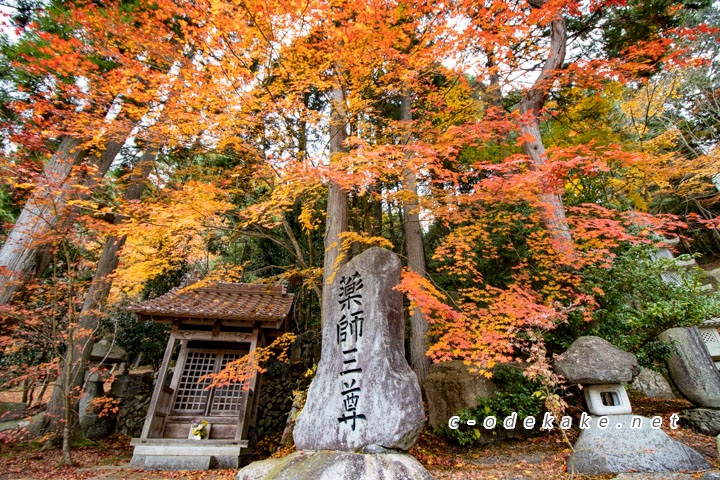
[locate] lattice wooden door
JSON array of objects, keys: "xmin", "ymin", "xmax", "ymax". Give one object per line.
[
  {"xmin": 209, "ymin": 352, "xmax": 245, "ymax": 415},
  {"xmin": 171, "ymin": 349, "xmax": 246, "ymax": 416},
  {"xmin": 171, "ymin": 350, "xmax": 216, "ymax": 415}
]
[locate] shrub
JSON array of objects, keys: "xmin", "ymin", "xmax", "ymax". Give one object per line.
[
  {"xmin": 439, "ymin": 365, "xmax": 546, "ymax": 446},
  {"xmin": 570, "ymin": 243, "xmax": 720, "ymax": 368}
]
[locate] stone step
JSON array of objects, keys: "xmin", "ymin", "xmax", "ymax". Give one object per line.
[
  {"xmin": 610, "ymin": 472, "xmax": 720, "ymax": 480},
  {"xmin": 130, "ymin": 439, "xmax": 245, "ymax": 470},
  {"xmin": 133, "ymin": 444, "xmax": 241, "ymax": 456},
  {"xmin": 130, "ymin": 438, "xmax": 248, "ymax": 447}
]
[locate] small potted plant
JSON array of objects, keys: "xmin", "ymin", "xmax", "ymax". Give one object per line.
[{"xmin": 190, "ymin": 420, "xmax": 210, "ymax": 440}]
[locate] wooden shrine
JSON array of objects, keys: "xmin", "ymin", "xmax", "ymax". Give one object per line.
[{"xmin": 128, "ymin": 281, "xmax": 293, "ymax": 470}]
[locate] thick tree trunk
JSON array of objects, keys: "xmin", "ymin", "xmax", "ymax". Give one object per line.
[
  {"xmin": 0, "ymin": 136, "xmax": 83, "ymax": 303},
  {"xmin": 321, "ymin": 84, "xmax": 349, "ymax": 327},
  {"xmin": 519, "ymin": 119, "xmax": 574, "ymax": 250},
  {"xmin": 519, "ymin": 12, "xmax": 576, "ymax": 259},
  {"xmin": 42, "ymin": 147, "xmax": 156, "ymax": 435},
  {"xmin": 0, "ymin": 136, "xmax": 123, "ymax": 305},
  {"xmin": 400, "ymin": 93, "xmax": 430, "ymax": 386}
]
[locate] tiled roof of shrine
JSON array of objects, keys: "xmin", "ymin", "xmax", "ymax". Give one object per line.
[{"xmin": 128, "ymin": 282, "xmax": 293, "ymax": 323}]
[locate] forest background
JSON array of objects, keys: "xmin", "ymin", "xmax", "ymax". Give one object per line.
[{"xmin": 0, "ymin": 0, "xmax": 720, "ymax": 466}]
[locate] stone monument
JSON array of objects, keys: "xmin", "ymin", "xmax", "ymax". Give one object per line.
[
  {"xmin": 236, "ymin": 247, "xmax": 435, "ymax": 480},
  {"xmin": 660, "ymin": 327, "xmax": 720, "ymax": 408}
]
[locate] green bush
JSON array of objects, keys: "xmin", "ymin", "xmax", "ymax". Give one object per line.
[
  {"xmin": 113, "ymin": 308, "xmax": 170, "ymax": 370},
  {"xmin": 439, "ymin": 365, "xmax": 546, "ymax": 446},
  {"xmin": 568, "ymin": 243, "xmax": 720, "ymax": 368}
]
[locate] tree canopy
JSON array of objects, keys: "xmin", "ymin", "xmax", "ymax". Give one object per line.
[{"xmin": 1, "ymin": 0, "xmax": 720, "ymax": 460}]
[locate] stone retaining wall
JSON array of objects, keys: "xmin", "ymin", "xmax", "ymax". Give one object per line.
[
  {"xmin": 253, "ymin": 362, "xmax": 296, "ymax": 442},
  {"xmin": 252, "ymin": 330, "xmax": 320, "ymax": 444},
  {"xmin": 115, "ymin": 393, "xmax": 151, "ymax": 437}
]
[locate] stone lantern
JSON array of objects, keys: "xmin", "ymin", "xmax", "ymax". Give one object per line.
[
  {"xmin": 555, "ymin": 336, "xmax": 637, "ymax": 415},
  {"xmin": 555, "ymin": 336, "xmax": 709, "ymax": 474}
]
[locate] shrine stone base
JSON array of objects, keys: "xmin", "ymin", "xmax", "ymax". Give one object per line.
[
  {"xmin": 131, "ymin": 453, "xmax": 241, "ymax": 470},
  {"xmin": 130, "ymin": 439, "xmax": 244, "ymax": 470},
  {"xmin": 235, "ymin": 450, "xmax": 437, "ymax": 480}
]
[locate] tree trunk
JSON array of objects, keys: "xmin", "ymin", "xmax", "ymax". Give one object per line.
[
  {"xmin": 0, "ymin": 136, "xmax": 83, "ymax": 303},
  {"xmin": 400, "ymin": 93, "xmax": 430, "ymax": 386},
  {"xmin": 42, "ymin": 147, "xmax": 156, "ymax": 435},
  {"xmin": 26, "ymin": 384, "xmax": 36, "ymax": 407},
  {"xmin": 61, "ymin": 326, "xmax": 74, "ymax": 465},
  {"xmin": 21, "ymin": 378, "xmax": 30, "ymax": 405},
  {"xmin": 32, "ymin": 372, "xmax": 49, "ymax": 408},
  {"xmin": 0, "ymin": 136, "xmax": 123, "ymax": 305},
  {"xmin": 321, "ymin": 83, "xmax": 349, "ymax": 327},
  {"xmin": 282, "ymin": 217, "xmax": 322, "ymax": 303},
  {"xmin": 519, "ymin": 11, "xmax": 576, "ymax": 260},
  {"xmin": 279, "ymin": 390, "xmax": 304, "ymax": 447}
]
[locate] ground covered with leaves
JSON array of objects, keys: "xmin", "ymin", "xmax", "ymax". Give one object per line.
[
  {"xmin": 416, "ymin": 396, "xmax": 719, "ymax": 480},
  {"xmin": 0, "ymin": 434, "xmax": 236, "ymax": 480},
  {"xmin": 0, "ymin": 397, "xmax": 717, "ymax": 480}
]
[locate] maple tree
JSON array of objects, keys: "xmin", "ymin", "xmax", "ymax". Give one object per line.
[
  {"xmin": 0, "ymin": 0, "xmax": 188, "ymax": 462},
  {"xmin": 0, "ymin": 0, "xmax": 719, "ymax": 465}
]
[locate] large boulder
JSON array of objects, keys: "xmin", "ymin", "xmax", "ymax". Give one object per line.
[
  {"xmin": 660, "ymin": 327, "xmax": 720, "ymax": 408},
  {"xmin": 424, "ymin": 361, "xmax": 499, "ymax": 429},
  {"xmin": 570, "ymin": 415, "xmax": 711, "ymax": 474},
  {"xmin": 293, "ymin": 247, "xmax": 425, "ymax": 451},
  {"xmin": 110, "ymin": 373, "xmax": 152, "ymax": 398},
  {"xmin": 90, "ymin": 335, "xmax": 128, "ymax": 364},
  {"xmin": 629, "ymin": 368, "xmax": 677, "ymax": 399},
  {"xmin": 679, "ymin": 408, "xmax": 720, "ymax": 436},
  {"xmin": 236, "ymin": 451, "xmax": 436, "ymax": 480},
  {"xmin": 555, "ymin": 336, "xmax": 640, "ymax": 384},
  {"xmin": 79, "ymin": 378, "xmax": 116, "ymax": 439}
]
